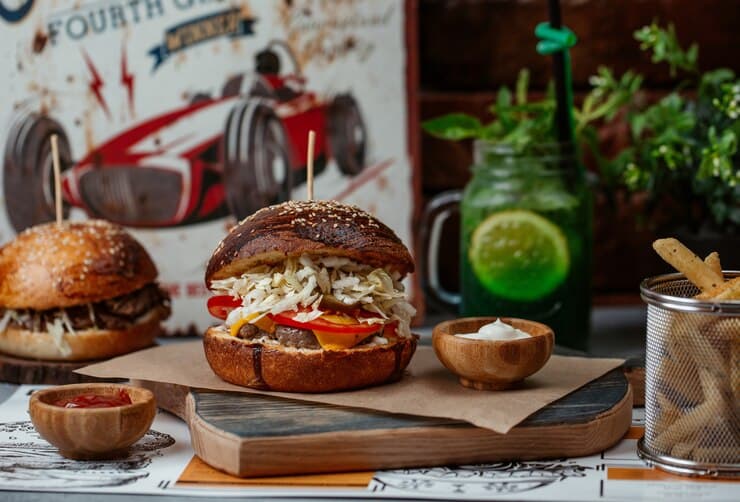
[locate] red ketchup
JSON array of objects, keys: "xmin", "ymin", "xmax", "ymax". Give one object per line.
[{"xmin": 52, "ymin": 389, "xmax": 132, "ymax": 409}]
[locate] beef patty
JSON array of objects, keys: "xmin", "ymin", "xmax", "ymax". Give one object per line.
[
  {"xmin": 4, "ymin": 283, "xmax": 171, "ymax": 331},
  {"xmin": 236, "ymin": 321, "xmax": 380, "ymax": 350}
]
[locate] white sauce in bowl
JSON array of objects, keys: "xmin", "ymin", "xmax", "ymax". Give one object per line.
[{"xmin": 454, "ymin": 318, "xmax": 531, "ymax": 341}]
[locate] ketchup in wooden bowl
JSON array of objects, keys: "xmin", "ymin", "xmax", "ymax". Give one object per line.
[
  {"xmin": 29, "ymin": 383, "xmax": 156, "ymax": 459},
  {"xmin": 53, "ymin": 389, "xmax": 133, "ymax": 409}
]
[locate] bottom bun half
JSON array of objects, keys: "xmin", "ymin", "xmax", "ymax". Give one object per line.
[
  {"xmin": 0, "ymin": 319, "xmax": 162, "ymax": 361},
  {"xmin": 203, "ymin": 326, "xmax": 418, "ymax": 393}
]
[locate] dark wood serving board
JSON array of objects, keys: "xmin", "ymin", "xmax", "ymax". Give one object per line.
[
  {"xmin": 623, "ymin": 356, "xmax": 645, "ymax": 406},
  {"xmin": 135, "ymin": 369, "xmax": 632, "ymax": 478},
  {"xmin": 0, "ymin": 352, "xmax": 111, "ymax": 384}
]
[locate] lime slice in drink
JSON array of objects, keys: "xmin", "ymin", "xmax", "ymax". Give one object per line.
[{"xmin": 469, "ymin": 209, "xmax": 570, "ymax": 301}]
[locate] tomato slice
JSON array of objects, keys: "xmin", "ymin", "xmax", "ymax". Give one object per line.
[
  {"xmin": 207, "ymin": 295, "xmax": 242, "ymax": 319},
  {"xmin": 209, "ymin": 298, "xmax": 386, "ymax": 336},
  {"xmin": 382, "ymin": 321, "xmax": 399, "ymax": 339},
  {"xmin": 270, "ymin": 310, "xmax": 382, "ymax": 335}
]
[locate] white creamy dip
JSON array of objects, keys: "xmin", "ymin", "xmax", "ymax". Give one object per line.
[{"xmin": 455, "ymin": 318, "xmax": 531, "ymax": 341}]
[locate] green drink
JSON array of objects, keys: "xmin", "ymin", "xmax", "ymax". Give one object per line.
[{"xmin": 460, "ymin": 142, "xmax": 592, "ymax": 350}]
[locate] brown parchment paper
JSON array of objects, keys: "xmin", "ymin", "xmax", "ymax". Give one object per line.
[{"xmin": 77, "ymin": 343, "xmax": 623, "ymax": 434}]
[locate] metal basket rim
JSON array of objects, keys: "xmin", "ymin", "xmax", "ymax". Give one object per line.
[
  {"xmin": 640, "ymin": 271, "xmax": 740, "ymax": 314},
  {"xmin": 637, "ymin": 437, "xmax": 740, "ymax": 478}
]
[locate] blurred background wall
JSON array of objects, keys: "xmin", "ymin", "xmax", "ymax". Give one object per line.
[{"xmin": 415, "ymin": 0, "xmax": 740, "ymax": 306}]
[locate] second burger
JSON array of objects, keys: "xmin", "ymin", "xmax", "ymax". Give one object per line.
[
  {"xmin": 0, "ymin": 220, "xmax": 170, "ymax": 361},
  {"xmin": 203, "ymin": 200, "xmax": 417, "ymax": 393}
]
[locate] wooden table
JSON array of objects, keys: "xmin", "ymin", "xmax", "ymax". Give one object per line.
[{"xmin": 0, "ymin": 304, "xmax": 647, "ymax": 502}]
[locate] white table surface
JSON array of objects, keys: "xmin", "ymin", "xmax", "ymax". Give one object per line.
[{"xmin": 0, "ymin": 304, "xmax": 648, "ymax": 502}]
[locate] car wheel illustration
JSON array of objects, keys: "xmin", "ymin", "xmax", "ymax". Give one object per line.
[
  {"xmin": 223, "ymin": 101, "xmax": 292, "ymax": 220},
  {"xmin": 222, "ymin": 74, "xmax": 275, "ymax": 99},
  {"xmin": 3, "ymin": 114, "xmax": 72, "ymax": 232},
  {"xmin": 328, "ymin": 94, "xmax": 367, "ymax": 176}
]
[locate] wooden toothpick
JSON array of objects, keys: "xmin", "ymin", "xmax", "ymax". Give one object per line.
[
  {"xmin": 306, "ymin": 130, "xmax": 315, "ymax": 201},
  {"xmin": 50, "ymin": 134, "xmax": 63, "ymax": 226}
]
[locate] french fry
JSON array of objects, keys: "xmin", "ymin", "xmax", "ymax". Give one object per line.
[
  {"xmin": 670, "ymin": 320, "xmax": 739, "ymax": 462},
  {"xmin": 732, "ymin": 333, "xmax": 740, "ymax": 405},
  {"xmin": 674, "ymin": 315, "xmax": 728, "ymax": 377},
  {"xmin": 655, "ymin": 369, "xmax": 721, "ymax": 447},
  {"xmin": 653, "ymin": 238, "xmax": 724, "ymax": 291},
  {"xmin": 657, "ymin": 338, "xmax": 703, "ymax": 404},
  {"xmin": 704, "ymin": 252, "xmax": 723, "ymax": 278},
  {"xmin": 697, "ymin": 367, "xmax": 723, "ymax": 397},
  {"xmin": 671, "ymin": 442, "xmax": 695, "ymax": 458},
  {"xmin": 693, "ymin": 446, "xmax": 740, "ymax": 462},
  {"xmin": 655, "ymin": 391, "xmax": 683, "ymax": 435},
  {"xmin": 691, "ymin": 414, "xmax": 738, "ymax": 463},
  {"xmin": 653, "ymin": 394, "xmax": 722, "ymax": 453},
  {"xmin": 648, "ymin": 238, "xmax": 738, "ymax": 463},
  {"xmin": 695, "ymin": 276, "xmax": 740, "ymax": 301}
]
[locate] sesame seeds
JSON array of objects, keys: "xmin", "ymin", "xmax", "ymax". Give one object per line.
[
  {"xmin": 0, "ymin": 220, "xmax": 152, "ymax": 304},
  {"xmin": 207, "ymin": 199, "xmax": 408, "ymax": 280},
  {"xmin": 205, "ymin": 199, "xmax": 413, "ymax": 281},
  {"xmin": 219, "ymin": 199, "xmax": 390, "ymax": 249}
]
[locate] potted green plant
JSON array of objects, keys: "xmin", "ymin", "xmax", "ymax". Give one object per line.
[
  {"xmin": 609, "ymin": 23, "xmax": 739, "ymax": 256},
  {"xmin": 424, "ymin": 22, "xmax": 739, "ymax": 258}
]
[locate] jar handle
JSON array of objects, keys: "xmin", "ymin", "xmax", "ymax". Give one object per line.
[{"xmin": 420, "ymin": 190, "xmax": 462, "ymax": 309}]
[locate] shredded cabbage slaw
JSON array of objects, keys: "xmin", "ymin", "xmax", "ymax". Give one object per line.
[{"xmin": 210, "ymin": 255, "xmax": 416, "ymax": 338}]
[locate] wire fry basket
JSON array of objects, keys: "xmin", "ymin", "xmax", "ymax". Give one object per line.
[{"xmin": 639, "ymin": 271, "xmax": 740, "ymax": 478}]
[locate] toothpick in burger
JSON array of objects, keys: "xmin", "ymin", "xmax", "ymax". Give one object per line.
[{"xmin": 203, "ymin": 200, "xmax": 418, "ymax": 393}]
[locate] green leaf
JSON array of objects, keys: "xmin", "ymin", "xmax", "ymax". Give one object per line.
[
  {"xmin": 699, "ymin": 68, "xmax": 735, "ymax": 94},
  {"xmin": 495, "ymin": 86, "xmax": 516, "ymax": 131},
  {"xmin": 515, "ymin": 69, "xmax": 530, "ymax": 106},
  {"xmin": 480, "ymin": 120, "xmax": 504, "ymax": 140},
  {"xmin": 496, "ymin": 86, "xmax": 512, "ymax": 108},
  {"xmin": 687, "ymin": 44, "xmax": 698, "ymax": 67},
  {"xmin": 421, "ymin": 114, "xmax": 483, "ymax": 140},
  {"xmin": 634, "ymin": 21, "xmax": 699, "ymax": 76},
  {"xmin": 631, "ymin": 113, "xmax": 647, "ymax": 137}
]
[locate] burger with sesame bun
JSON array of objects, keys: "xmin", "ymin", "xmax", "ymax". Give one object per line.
[
  {"xmin": 203, "ymin": 200, "xmax": 418, "ymax": 393},
  {"xmin": 0, "ymin": 220, "xmax": 170, "ymax": 361}
]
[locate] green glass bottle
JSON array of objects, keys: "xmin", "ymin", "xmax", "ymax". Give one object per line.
[{"xmin": 459, "ymin": 141, "xmax": 592, "ymax": 350}]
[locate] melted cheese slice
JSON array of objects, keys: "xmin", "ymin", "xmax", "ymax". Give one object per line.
[
  {"xmin": 319, "ymin": 313, "xmax": 359, "ymax": 325},
  {"xmin": 230, "ymin": 312, "xmax": 377, "ymax": 350},
  {"xmin": 313, "ymin": 330, "xmax": 371, "ymax": 351},
  {"xmin": 230, "ymin": 314, "xmax": 275, "ymax": 337}
]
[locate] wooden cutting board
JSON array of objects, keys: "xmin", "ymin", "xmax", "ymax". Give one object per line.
[
  {"xmin": 0, "ymin": 352, "xmax": 110, "ymax": 384},
  {"xmin": 623, "ymin": 356, "xmax": 645, "ymax": 406},
  {"xmin": 135, "ymin": 369, "xmax": 632, "ymax": 478}
]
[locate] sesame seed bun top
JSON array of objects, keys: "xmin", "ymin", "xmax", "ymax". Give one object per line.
[
  {"xmin": 205, "ymin": 200, "xmax": 414, "ymax": 285},
  {"xmin": 0, "ymin": 220, "xmax": 158, "ymax": 310}
]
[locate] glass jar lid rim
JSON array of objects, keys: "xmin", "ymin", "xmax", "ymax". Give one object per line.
[
  {"xmin": 473, "ymin": 139, "xmax": 576, "ymax": 152},
  {"xmin": 471, "ymin": 141, "xmax": 579, "ymax": 170},
  {"xmin": 473, "ymin": 140, "xmax": 577, "ymax": 161}
]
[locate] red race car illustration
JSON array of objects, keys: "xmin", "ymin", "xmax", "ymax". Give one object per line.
[{"xmin": 3, "ymin": 41, "xmax": 367, "ymax": 231}]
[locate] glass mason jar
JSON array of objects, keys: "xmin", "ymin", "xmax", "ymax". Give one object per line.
[{"xmin": 460, "ymin": 141, "xmax": 592, "ymax": 350}]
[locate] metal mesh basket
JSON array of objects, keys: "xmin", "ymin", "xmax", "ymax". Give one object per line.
[{"xmin": 638, "ymin": 271, "xmax": 740, "ymax": 478}]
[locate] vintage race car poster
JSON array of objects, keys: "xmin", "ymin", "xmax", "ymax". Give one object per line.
[{"xmin": 0, "ymin": 0, "xmax": 418, "ymax": 334}]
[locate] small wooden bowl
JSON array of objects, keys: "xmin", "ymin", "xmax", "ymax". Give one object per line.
[
  {"xmin": 433, "ymin": 317, "xmax": 554, "ymax": 391},
  {"xmin": 28, "ymin": 383, "xmax": 156, "ymax": 459}
]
